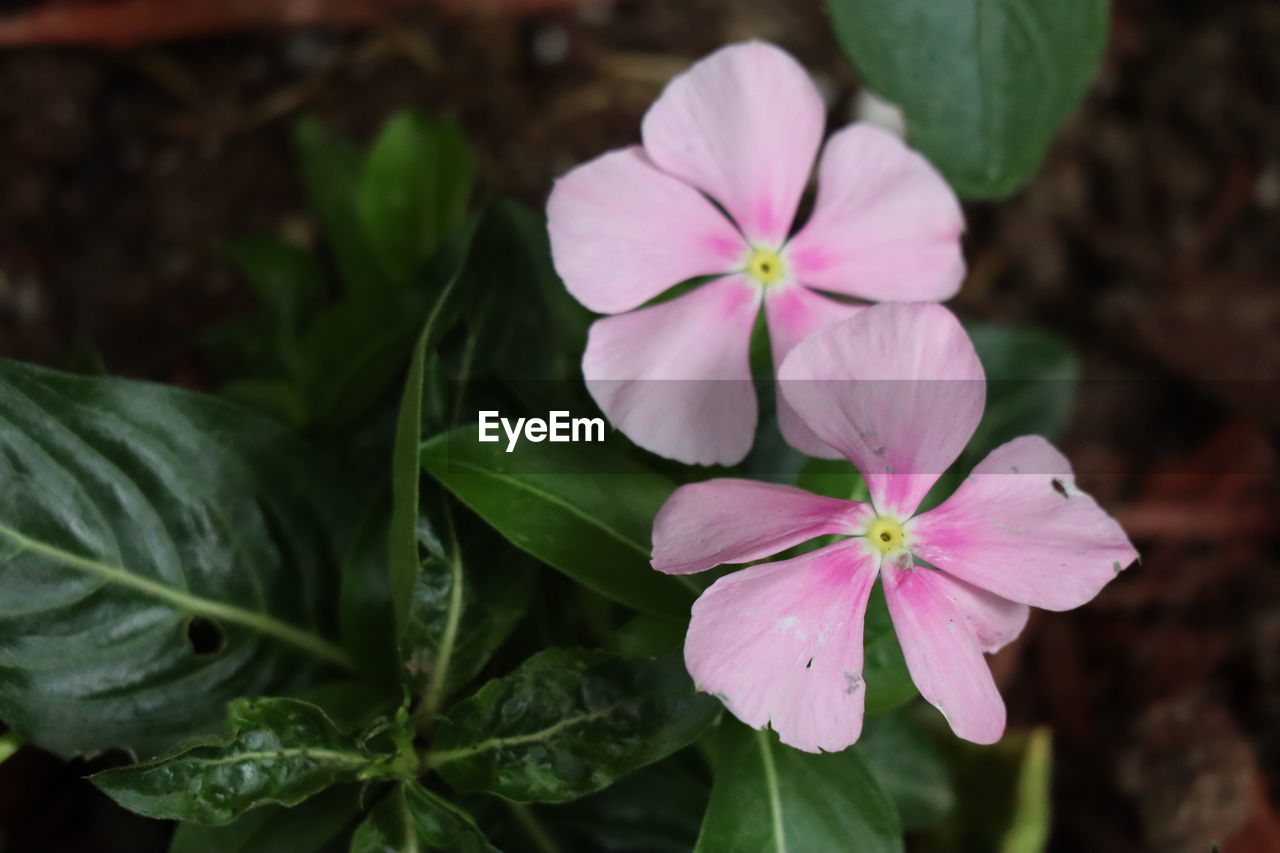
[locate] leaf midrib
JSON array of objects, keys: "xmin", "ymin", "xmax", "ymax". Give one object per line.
[
  {"xmin": 434, "ymin": 458, "xmax": 700, "ymax": 595},
  {"xmin": 0, "ymin": 521, "xmax": 355, "ymax": 671},
  {"xmin": 425, "ymin": 697, "xmax": 636, "ymax": 768}
]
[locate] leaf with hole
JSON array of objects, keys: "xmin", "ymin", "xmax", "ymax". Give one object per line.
[
  {"xmin": 91, "ymin": 698, "xmax": 373, "ymax": 824},
  {"xmin": 428, "ymin": 648, "xmax": 720, "ymax": 803},
  {"xmin": 0, "ymin": 359, "xmax": 360, "ymax": 758}
]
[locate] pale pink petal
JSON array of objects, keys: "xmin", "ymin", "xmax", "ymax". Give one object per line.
[
  {"xmin": 929, "ymin": 572, "xmax": 1030, "ymax": 654},
  {"xmin": 641, "ymin": 41, "xmax": 824, "ymax": 246},
  {"xmin": 547, "ymin": 147, "xmax": 747, "ymax": 314},
  {"xmin": 764, "ymin": 284, "xmax": 865, "ymax": 459},
  {"xmin": 652, "ymin": 478, "xmax": 872, "ymax": 575},
  {"xmin": 787, "ymin": 125, "xmax": 965, "ymax": 302},
  {"xmin": 685, "ymin": 540, "xmax": 878, "ymax": 753},
  {"xmin": 882, "ymin": 558, "xmax": 1006, "ymax": 744},
  {"xmin": 777, "ymin": 302, "xmax": 985, "ymax": 518},
  {"xmin": 583, "ymin": 275, "xmax": 759, "ymax": 466},
  {"xmin": 907, "ymin": 435, "xmax": 1138, "ymax": 611}
]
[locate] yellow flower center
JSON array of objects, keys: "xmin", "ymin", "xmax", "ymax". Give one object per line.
[
  {"xmin": 745, "ymin": 246, "xmax": 787, "ymax": 286},
  {"xmin": 865, "ymin": 516, "xmax": 907, "ymax": 555}
]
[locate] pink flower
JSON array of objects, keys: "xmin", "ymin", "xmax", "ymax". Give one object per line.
[
  {"xmin": 547, "ymin": 41, "xmax": 965, "ymax": 465},
  {"xmin": 650, "ymin": 302, "xmax": 1138, "ymax": 752}
]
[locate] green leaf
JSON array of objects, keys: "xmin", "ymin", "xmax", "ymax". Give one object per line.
[
  {"xmin": 695, "ymin": 723, "xmax": 902, "ymax": 853},
  {"xmin": 169, "ymin": 785, "xmax": 361, "ymax": 853},
  {"xmin": 339, "ymin": 496, "xmax": 399, "ymax": 685},
  {"xmin": 351, "ymin": 782, "xmax": 498, "ymax": 853},
  {"xmin": 0, "ymin": 360, "xmax": 359, "ymax": 759},
  {"xmin": 91, "ymin": 698, "xmax": 372, "ymax": 824},
  {"xmin": 967, "ymin": 323, "xmax": 1080, "ymax": 456},
  {"xmin": 428, "ymin": 648, "xmax": 720, "ymax": 803},
  {"xmin": 359, "ymin": 112, "xmax": 474, "ymax": 284},
  {"xmin": 224, "ymin": 236, "xmax": 324, "ymax": 337},
  {"xmin": 862, "ymin": 583, "xmax": 918, "ymax": 714},
  {"xmin": 403, "ymin": 508, "xmax": 535, "ymax": 714},
  {"xmin": 794, "ymin": 457, "xmax": 869, "ymax": 502},
  {"xmin": 294, "ymin": 116, "xmax": 386, "ymax": 293},
  {"xmin": 459, "ymin": 197, "xmax": 592, "ymax": 391},
  {"xmin": 420, "ymin": 427, "xmax": 696, "ymax": 618},
  {"xmin": 0, "ymin": 729, "xmax": 21, "ymax": 765},
  {"xmin": 858, "ymin": 710, "xmax": 954, "ymax": 830},
  {"xmin": 999, "ymin": 726, "xmax": 1052, "ymax": 853},
  {"xmin": 300, "ymin": 219, "xmax": 474, "ymax": 433},
  {"xmin": 829, "ymin": 0, "xmax": 1109, "ymax": 198},
  {"xmin": 390, "ymin": 323, "xmax": 435, "ymax": 638}
]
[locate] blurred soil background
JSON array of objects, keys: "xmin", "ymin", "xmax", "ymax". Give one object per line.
[{"xmin": 0, "ymin": 0, "xmax": 1277, "ymax": 851}]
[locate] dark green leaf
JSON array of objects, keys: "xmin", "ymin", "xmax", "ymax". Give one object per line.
[
  {"xmin": 91, "ymin": 698, "xmax": 371, "ymax": 824},
  {"xmin": 294, "ymin": 116, "xmax": 386, "ymax": 293},
  {"xmin": 390, "ymin": 324, "xmax": 434, "ymax": 638},
  {"xmin": 224, "ymin": 236, "xmax": 324, "ymax": 336},
  {"xmin": 794, "ymin": 457, "xmax": 869, "ymax": 502},
  {"xmin": 857, "ymin": 710, "xmax": 954, "ymax": 830},
  {"xmin": 169, "ymin": 785, "xmax": 361, "ymax": 853},
  {"xmin": 339, "ymin": 496, "xmax": 398, "ymax": 685},
  {"xmin": 829, "ymin": 0, "xmax": 1109, "ymax": 198},
  {"xmin": 0, "ymin": 360, "xmax": 359, "ymax": 758},
  {"xmin": 421, "ymin": 427, "xmax": 696, "ymax": 618},
  {"xmin": 695, "ymin": 723, "xmax": 902, "ymax": 853},
  {"xmin": 428, "ymin": 648, "xmax": 719, "ymax": 803},
  {"xmin": 351, "ymin": 782, "xmax": 498, "ymax": 853},
  {"xmin": 459, "ymin": 197, "xmax": 591, "ymax": 391},
  {"xmin": 863, "ymin": 583, "xmax": 918, "ymax": 714},
  {"xmin": 967, "ymin": 322, "xmax": 1080, "ymax": 456},
  {"xmin": 358, "ymin": 112, "xmax": 474, "ymax": 284},
  {"xmin": 402, "ymin": 509, "xmax": 535, "ymax": 713}
]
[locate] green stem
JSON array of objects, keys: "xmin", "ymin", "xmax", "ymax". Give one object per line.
[
  {"xmin": 506, "ymin": 802, "xmax": 561, "ymax": 853},
  {"xmin": 0, "ymin": 522, "xmax": 355, "ymax": 672},
  {"xmin": 757, "ymin": 729, "xmax": 789, "ymax": 853}
]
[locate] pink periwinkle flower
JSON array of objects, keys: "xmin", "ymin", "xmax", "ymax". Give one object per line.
[
  {"xmin": 546, "ymin": 41, "xmax": 965, "ymax": 465},
  {"xmin": 650, "ymin": 302, "xmax": 1138, "ymax": 752}
]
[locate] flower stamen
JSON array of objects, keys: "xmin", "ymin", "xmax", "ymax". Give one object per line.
[
  {"xmin": 745, "ymin": 246, "xmax": 787, "ymax": 286},
  {"xmin": 864, "ymin": 516, "xmax": 906, "ymax": 555}
]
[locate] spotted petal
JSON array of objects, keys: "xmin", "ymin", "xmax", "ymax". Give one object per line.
[
  {"xmin": 685, "ymin": 540, "xmax": 878, "ymax": 753},
  {"xmin": 907, "ymin": 435, "xmax": 1138, "ymax": 611},
  {"xmin": 777, "ymin": 302, "xmax": 985, "ymax": 518},
  {"xmin": 642, "ymin": 41, "xmax": 824, "ymax": 246},
  {"xmin": 547, "ymin": 146, "xmax": 747, "ymax": 314},
  {"xmin": 882, "ymin": 558, "xmax": 1006, "ymax": 744},
  {"xmin": 787, "ymin": 125, "xmax": 965, "ymax": 302},
  {"xmin": 652, "ymin": 478, "xmax": 871, "ymax": 575},
  {"xmin": 583, "ymin": 276, "xmax": 759, "ymax": 466}
]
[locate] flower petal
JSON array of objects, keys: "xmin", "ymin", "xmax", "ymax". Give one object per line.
[
  {"xmin": 787, "ymin": 124, "xmax": 965, "ymax": 302},
  {"xmin": 907, "ymin": 435, "xmax": 1138, "ymax": 611},
  {"xmin": 685, "ymin": 540, "xmax": 878, "ymax": 753},
  {"xmin": 641, "ymin": 41, "xmax": 824, "ymax": 246},
  {"xmin": 652, "ymin": 478, "xmax": 872, "ymax": 575},
  {"xmin": 764, "ymin": 284, "xmax": 865, "ymax": 458},
  {"xmin": 777, "ymin": 302, "xmax": 985, "ymax": 518},
  {"xmin": 547, "ymin": 146, "xmax": 747, "ymax": 314},
  {"xmin": 583, "ymin": 275, "xmax": 760, "ymax": 465},
  {"xmin": 882, "ymin": 559, "xmax": 1006, "ymax": 744}
]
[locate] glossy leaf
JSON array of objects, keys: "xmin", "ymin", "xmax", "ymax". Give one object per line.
[
  {"xmin": 168, "ymin": 785, "xmax": 361, "ymax": 853},
  {"xmin": 420, "ymin": 428, "xmax": 696, "ymax": 618},
  {"xmin": 0, "ymin": 360, "xmax": 358, "ymax": 759},
  {"xmin": 858, "ymin": 710, "xmax": 954, "ymax": 830},
  {"xmin": 402, "ymin": 508, "xmax": 536, "ymax": 714},
  {"xmin": 695, "ymin": 723, "xmax": 902, "ymax": 853},
  {"xmin": 829, "ymin": 0, "xmax": 1109, "ymax": 198},
  {"xmin": 428, "ymin": 648, "xmax": 719, "ymax": 803},
  {"xmin": 351, "ymin": 782, "xmax": 498, "ymax": 853},
  {"xmin": 91, "ymin": 698, "xmax": 371, "ymax": 824},
  {"xmin": 358, "ymin": 112, "xmax": 474, "ymax": 284}
]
